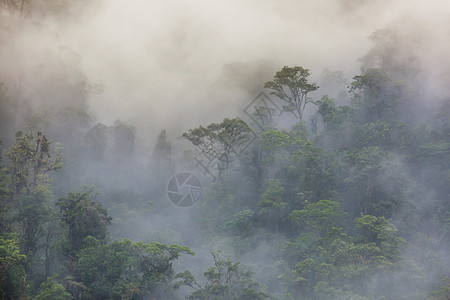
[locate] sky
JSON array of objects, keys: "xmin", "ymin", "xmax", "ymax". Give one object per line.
[{"xmin": 2, "ymin": 0, "xmax": 450, "ymax": 137}]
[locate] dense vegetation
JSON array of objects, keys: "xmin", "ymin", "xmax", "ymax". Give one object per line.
[{"xmin": 0, "ymin": 1, "xmax": 449, "ymax": 299}]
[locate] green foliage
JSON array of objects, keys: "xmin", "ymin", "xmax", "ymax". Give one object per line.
[
  {"xmin": 3, "ymin": 131, "xmax": 62, "ymax": 258},
  {"xmin": 289, "ymin": 200, "xmax": 348, "ymax": 235},
  {"xmin": 355, "ymin": 120, "xmax": 392, "ymax": 147},
  {"xmin": 0, "ymin": 132, "xmax": 66, "ymax": 298},
  {"xmin": 261, "ymin": 129, "xmax": 302, "ymax": 167},
  {"xmin": 0, "ymin": 157, "xmax": 12, "ymax": 233},
  {"xmin": 56, "ymin": 190, "xmax": 112, "ymax": 257},
  {"xmin": 133, "ymin": 241, "xmax": 194, "ymax": 298},
  {"xmin": 265, "ymin": 66, "xmax": 319, "ymax": 120},
  {"xmin": 0, "ymin": 44, "xmax": 448, "ymax": 300},
  {"xmin": 344, "ymin": 146, "xmax": 401, "ymax": 215},
  {"xmin": 258, "ymin": 179, "xmax": 288, "ymax": 234},
  {"xmin": 76, "ymin": 237, "xmax": 137, "ymax": 298},
  {"xmin": 198, "ymin": 174, "xmax": 258, "ymax": 232},
  {"xmin": 179, "ymin": 251, "xmax": 271, "ymax": 300},
  {"xmin": 0, "ymin": 234, "xmax": 27, "ymax": 298},
  {"xmin": 259, "ymin": 179, "xmax": 286, "ymax": 211},
  {"xmin": 278, "ymin": 225, "xmax": 401, "ymax": 299},
  {"xmin": 349, "ymin": 68, "xmax": 405, "ymax": 123},
  {"xmin": 317, "ymin": 96, "xmax": 353, "ymax": 131},
  {"xmin": 75, "ymin": 237, "xmax": 194, "ymax": 299},
  {"xmin": 261, "ymin": 130, "xmax": 292, "ymax": 153},
  {"xmin": 225, "ymin": 210, "xmax": 257, "ymax": 255},
  {"xmin": 292, "ymin": 141, "xmax": 338, "ymax": 202},
  {"xmin": 35, "ymin": 275, "xmax": 72, "ymax": 300},
  {"xmin": 419, "ymin": 142, "xmax": 450, "ymax": 162},
  {"xmin": 429, "ymin": 277, "xmax": 450, "ymax": 300},
  {"xmin": 226, "ymin": 210, "xmax": 255, "ymax": 238},
  {"xmin": 354, "ymin": 214, "xmax": 406, "ymax": 261},
  {"xmin": 6, "ymin": 131, "xmax": 62, "ymax": 194},
  {"xmin": 183, "ymin": 118, "xmax": 253, "ymax": 171}
]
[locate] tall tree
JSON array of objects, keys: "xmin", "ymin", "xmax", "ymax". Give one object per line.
[
  {"xmin": 264, "ymin": 66, "xmax": 319, "ymax": 120},
  {"xmin": 183, "ymin": 118, "xmax": 253, "ymax": 172},
  {"xmin": 258, "ymin": 179, "xmax": 287, "ymax": 236},
  {"xmin": 349, "ymin": 68, "xmax": 405, "ymax": 123},
  {"xmin": 5, "ymin": 131, "xmax": 62, "ymax": 254},
  {"xmin": 56, "ymin": 190, "xmax": 111, "ymax": 259}
]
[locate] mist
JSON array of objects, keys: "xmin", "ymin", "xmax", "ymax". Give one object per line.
[
  {"xmin": 0, "ymin": 0, "xmax": 449, "ymax": 299},
  {"xmin": 2, "ymin": 0, "xmax": 449, "ymax": 134}
]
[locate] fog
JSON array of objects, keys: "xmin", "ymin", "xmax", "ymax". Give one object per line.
[
  {"xmin": 1, "ymin": 0, "xmax": 449, "ymax": 299},
  {"xmin": 2, "ymin": 0, "xmax": 449, "ymax": 135}
]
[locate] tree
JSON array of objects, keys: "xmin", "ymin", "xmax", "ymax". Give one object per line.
[
  {"xmin": 360, "ymin": 17, "xmax": 427, "ymax": 83},
  {"xmin": 0, "ymin": 131, "xmax": 63, "ymax": 297},
  {"xmin": 0, "ymin": 83, "xmax": 16, "ymax": 146},
  {"xmin": 76, "ymin": 237, "xmax": 193, "ymax": 299},
  {"xmin": 344, "ymin": 147, "xmax": 403, "ymax": 216},
  {"xmin": 0, "ymin": 234, "xmax": 26, "ymax": 299},
  {"xmin": 183, "ymin": 118, "xmax": 253, "ymax": 172},
  {"xmin": 56, "ymin": 190, "xmax": 112, "ymax": 259},
  {"xmin": 258, "ymin": 179, "xmax": 288, "ymax": 235},
  {"xmin": 176, "ymin": 250, "xmax": 271, "ymax": 300},
  {"xmin": 260, "ymin": 129, "xmax": 301, "ymax": 165},
  {"xmin": 349, "ymin": 69, "xmax": 405, "ymax": 123},
  {"xmin": 0, "ymin": 143, "xmax": 11, "ymax": 233},
  {"xmin": 317, "ymin": 96, "xmax": 353, "ymax": 132},
  {"xmin": 264, "ymin": 66, "xmax": 319, "ymax": 120},
  {"xmin": 354, "ymin": 214, "xmax": 406, "ymax": 261},
  {"xmin": 317, "ymin": 68, "xmax": 348, "ymax": 103},
  {"xmin": 83, "ymin": 123, "xmax": 109, "ymax": 162},
  {"xmin": 429, "ymin": 277, "xmax": 450, "ymax": 300},
  {"xmin": 292, "ymin": 141, "xmax": 338, "ymax": 202},
  {"xmin": 6, "ymin": 131, "xmax": 62, "ymax": 195},
  {"xmin": 5, "ymin": 131, "xmax": 62, "ymax": 255},
  {"xmin": 150, "ymin": 129, "xmax": 174, "ymax": 196},
  {"xmin": 133, "ymin": 241, "xmax": 194, "ymax": 298},
  {"xmin": 289, "ymin": 200, "xmax": 348, "ymax": 236},
  {"xmin": 111, "ymin": 120, "xmax": 136, "ymax": 161},
  {"xmin": 35, "ymin": 275, "xmax": 72, "ymax": 300},
  {"xmin": 153, "ymin": 129, "xmax": 172, "ymax": 164}
]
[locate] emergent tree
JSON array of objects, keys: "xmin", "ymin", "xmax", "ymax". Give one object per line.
[{"xmin": 264, "ymin": 66, "xmax": 319, "ymax": 120}]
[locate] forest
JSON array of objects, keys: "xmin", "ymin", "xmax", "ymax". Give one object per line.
[{"xmin": 0, "ymin": 0, "xmax": 449, "ymax": 299}]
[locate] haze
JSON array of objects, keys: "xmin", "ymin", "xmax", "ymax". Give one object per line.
[
  {"xmin": 0, "ymin": 0, "xmax": 449, "ymax": 299},
  {"xmin": 1, "ymin": 0, "xmax": 448, "ymax": 136}
]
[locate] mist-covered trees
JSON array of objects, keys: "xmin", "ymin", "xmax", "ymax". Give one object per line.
[
  {"xmin": 0, "ymin": 25, "xmax": 448, "ymax": 299},
  {"xmin": 0, "ymin": 64, "xmax": 448, "ymax": 299},
  {"xmin": 3, "ymin": 131, "xmax": 62, "ymax": 268},
  {"xmin": 56, "ymin": 191, "xmax": 112, "ymax": 257},
  {"xmin": 34, "ymin": 276, "xmax": 71, "ymax": 300},
  {"xmin": 177, "ymin": 62, "xmax": 448, "ymax": 299},
  {"xmin": 176, "ymin": 251, "xmax": 271, "ymax": 300},
  {"xmin": 183, "ymin": 118, "xmax": 253, "ymax": 171},
  {"xmin": 264, "ymin": 66, "xmax": 319, "ymax": 120},
  {"xmin": 75, "ymin": 237, "xmax": 194, "ymax": 299},
  {"xmin": 0, "ymin": 131, "xmax": 197, "ymax": 299},
  {"xmin": 0, "ymin": 235, "xmax": 26, "ymax": 298},
  {"xmin": 349, "ymin": 68, "xmax": 406, "ymax": 123}
]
